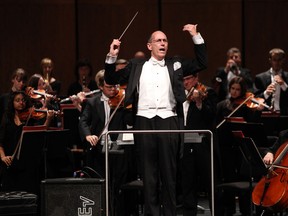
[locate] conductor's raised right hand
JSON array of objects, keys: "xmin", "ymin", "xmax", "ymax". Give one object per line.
[{"xmin": 109, "ymin": 39, "xmax": 121, "ymax": 57}]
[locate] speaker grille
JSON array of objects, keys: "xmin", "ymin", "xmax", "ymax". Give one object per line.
[{"xmin": 41, "ymin": 178, "xmax": 105, "ymax": 216}]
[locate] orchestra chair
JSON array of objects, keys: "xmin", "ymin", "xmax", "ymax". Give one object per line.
[{"xmin": 216, "ymin": 130, "xmax": 268, "ymax": 216}]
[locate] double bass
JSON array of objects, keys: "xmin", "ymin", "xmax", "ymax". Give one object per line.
[{"xmin": 252, "ymin": 141, "xmax": 288, "ymax": 211}]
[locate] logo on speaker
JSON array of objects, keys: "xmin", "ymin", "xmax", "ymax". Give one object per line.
[{"xmin": 78, "ymin": 196, "xmax": 95, "ymax": 216}]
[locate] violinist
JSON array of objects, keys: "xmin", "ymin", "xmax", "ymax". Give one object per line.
[
  {"xmin": 78, "ymin": 70, "xmax": 130, "ymax": 216},
  {"xmin": 26, "ymin": 73, "xmax": 61, "ymax": 127},
  {"xmin": 216, "ymin": 76, "xmax": 265, "ymax": 216},
  {"xmin": 26, "ymin": 74, "xmax": 54, "ymax": 109},
  {"xmin": 0, "ymin": 91, "xmax": 54, "ymax": 193},
  {"xmin": 181, "ymin": 70, "xmax": 221, "ymax": 216},
  {"xmin": 0, "ymin": 68, "xmax": 27, "ymax": 122}
]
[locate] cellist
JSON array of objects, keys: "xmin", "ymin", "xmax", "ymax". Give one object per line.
[{"xmin": 263, "ymin": 129, "xmax": 288, "ymax": 165}]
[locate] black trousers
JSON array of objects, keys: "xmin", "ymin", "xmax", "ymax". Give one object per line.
[
  {"xmin": 181, "ymin": 140, "xmax": 211, "ymax": 216},
  {"xmin": 134, "ymin": 115, "xmax": 180, "ymax": 216}
]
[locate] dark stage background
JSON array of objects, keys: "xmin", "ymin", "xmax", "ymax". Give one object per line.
[{"xmin": 1, "ymin": 0, "xmax": 288, "ymax": 96}]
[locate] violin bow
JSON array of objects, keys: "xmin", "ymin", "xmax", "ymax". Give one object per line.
[
  {"xmin": 89, "ymin": 93, "xmax": 125, "ymax": 150},
  {"xmin": 216, "ymin": 95, "xmax": 253, "ymax": 129},
  {"xmin": 10, "ymin": 107, "xmax": 35, "ymax": 162},
  {"xmin": 118, "ymin": 11, "xmax": 139, "ymax": 40}
]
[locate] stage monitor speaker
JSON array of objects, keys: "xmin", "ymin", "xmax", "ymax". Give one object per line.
[{"xmin": 41, "ymin": 178, "xmax": 105, "ymax": 216}]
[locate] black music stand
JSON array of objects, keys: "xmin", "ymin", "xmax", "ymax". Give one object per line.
[
  {"xmin": 60, "ymin": 104, "xmax": 82, "ymax": 149},
  {"xmin": 17, "ymin": 127, "xmax": 73, "ymax": 185},
  {"xmin": 227, "ymin": 121, "xmax": 268, "ymax": 147},
  {"xmin": 44, "ymin": 129, "xmax": 73, "ymax": 179},
  {"xmin": 231, "ymin": 131, "xmax": 268, "ymax": 216},
  {"xmin": 15, "ymin": 126, "xmax": 47, "ymax": 195}
]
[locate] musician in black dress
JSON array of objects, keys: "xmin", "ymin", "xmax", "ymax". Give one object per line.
[{"xmin": 0, "ymin": 91, "xmax": 54, "ymax": 193}]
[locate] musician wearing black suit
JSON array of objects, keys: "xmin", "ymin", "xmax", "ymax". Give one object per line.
[
  {"xmin": 104, "ymin": 24, "xmax": 207, "ymax": 216},
  {"xmin": 254, "ymin": 48, "xmax": 288, "ymax": 115},
  {"xmin": 78, "ymin": 70, "xmax": 129, "ymax": 216},
  {"xmin": 263, "ymin": 129, "xmax": 288, "ymax": 165},
  {"xmin": 180, "ymin": 70, "xmax": 220, "ymax": 216},
  {"xmin": 213, "ymin": 47, "xmax": 253, "ymax": 102}
]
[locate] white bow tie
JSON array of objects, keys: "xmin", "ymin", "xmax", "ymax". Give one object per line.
[{"xmin": 150, "ymin": 58, "xmax": 165, "ymax": 67}]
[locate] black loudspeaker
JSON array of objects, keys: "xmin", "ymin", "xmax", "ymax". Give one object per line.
[{"xmin": 41, "ymin": 178, "xmax": 105, "ymax": 216}]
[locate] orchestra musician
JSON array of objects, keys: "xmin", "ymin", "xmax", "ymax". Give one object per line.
[
  {"xmin": 0, "ymin": 68, "xmax": 27, "ymax": 122},
  {"xmin": 40, "ymin": 57, "xmax": 61, "ymax": 95},
  {"xmin": 216, "ymin": 76, "xmax": 264, "ymax": 216},
  {"xmin": 180, "ymin": 69, "xmax": 220, "ymax": 216},
  {"xmin": 67, "ymin": 58, "xmax": 98, "ymax": 96},
  {"xmin": 78, "ymin": 70, "xmax": 131, "ymax": 216},
  {"xmin": 263, "ymin": 129, "xmax": 288, "ymax": 165},
  {"xmin": 0, "ymin": 91, "xmax": 54, "ymax": 193},
  {"xmin": 213, "ymin": 47, "xmax": 253, "ymax": 102},
  {"xmin": 252, "ymin": 128, "xmax": 288, "ymax": 216},
  {"xmin": 254, "ymin": 48, "xmax": 288, "ymax": 115},
  {"xmin": 26, "ymin": 73, "xmax": 61, "ymax": 127}
]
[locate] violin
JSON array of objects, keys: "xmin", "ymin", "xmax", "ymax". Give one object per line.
[
  {"xmin": 234, "ymin": 92, "xmax": 270, "ymax": 110},
  {"xmin": 252, "ymin": 141, "xmax": 288, "ymax": 211},
  {"xmin": 108, "ymin": 85, "xmax": 132, "ymax": 109},
  {"xmin": 108, "ymin": 87, "xmax": 125, "ymax": 109},
  {"xmin": 25, "ymin": 87, "xmax": 59, "ymax": 102},
  {"xmin": 186, "ymin": 82, "xmax": 208, "ymax": 100},
  {"xmin": 18, "ymin": 107, "xmax": 62, "ymax": 122},
  {"xmin": 216, "ymin": 92, "xmax": 269, "ymax": 129}
]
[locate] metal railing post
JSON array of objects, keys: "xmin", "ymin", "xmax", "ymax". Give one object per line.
[{"xmin": 105, "ymin": 129, "xmax": 214, "ymax": 216}]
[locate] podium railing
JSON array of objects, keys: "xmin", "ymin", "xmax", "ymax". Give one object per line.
[{"xmin": 104, "ymin": 129, "xmax": 214, "ymax": 216}]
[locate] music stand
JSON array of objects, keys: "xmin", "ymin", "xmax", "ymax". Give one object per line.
[
  {"xmin": 60, "ymin": 104, "xmax": 82, "ymax": 149},
  {"xmin": 227, "ymin": 121, "xmax": 268, "ymax": 147},
  {"xmin": 231, "ymin": 131, "xmax": 268, "ymax": 216},
  {"xmin": 44, "ymin": 129, "xmax": 73, "ymax": 178},
  {"xmin": 14, "ymin": 126, "xmax": 47, "ymax": 194}
]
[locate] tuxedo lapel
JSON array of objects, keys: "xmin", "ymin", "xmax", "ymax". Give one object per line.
[
  {"xmin": 166, "ymin": 59, "xmax": 174, "ymax": 85},
  {"xmin": 126, "ymin": 61, "xmax": 145, "ymax": 101}
]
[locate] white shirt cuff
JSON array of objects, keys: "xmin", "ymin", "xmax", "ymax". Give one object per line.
[
  {"xmin": 192, "ymin": 33, "xmax": 204, "ymax": 44},
  {"xmin": 105, "ymin": 54, "xmax": 117, "ymax": 64}
]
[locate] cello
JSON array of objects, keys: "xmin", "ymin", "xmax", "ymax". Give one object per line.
[{"xmin": 252, "ymin": 141, "xmax": 288, "ymax": 212}]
